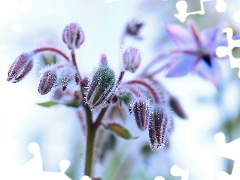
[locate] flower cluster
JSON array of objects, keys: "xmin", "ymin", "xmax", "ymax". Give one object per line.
[{"xmin": 6, "ymin": 19, "xmax": 227, "ymax": 178}]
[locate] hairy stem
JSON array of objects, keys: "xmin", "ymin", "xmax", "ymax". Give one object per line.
[
  {"xmin": 69, "ymin": 48, "xmax": 95, "ymax": 177},
  {"xmin": 71, "ymin": 50, "xmax": 82, "ymax": 82},
  {"xmin": 32, "ymin": 47, "xmax": 70, "ymax": 61},
  {"xmin": 84, "ymin": 105, "xmax": 94, "ymax": 176},
  {"xmin": 126, "ymin": 79, "xmax": 162, "ymax": 104},
  {"xmin": 84, "ymin": 107, "xmax": 108, "ymax": 177}
]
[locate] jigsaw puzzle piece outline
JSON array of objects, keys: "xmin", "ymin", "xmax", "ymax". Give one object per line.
[
  {"xmin": 174, "ymin": 0, "xmax": 227, "ymax": 22},
  {"xmin": 216, "ymin": 28, "xmax": 240, "ymax": 78},
  {"xmin": 214, "ymin": 132, "xmax": 240, "ymax": 179}
]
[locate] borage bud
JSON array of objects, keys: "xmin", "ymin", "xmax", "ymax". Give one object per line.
[
  {"xmin": 56, "ymin": 65, "xmax": 76, "ymax": 91},
  {"xmin": 126, "ymin": 19, "xmax": 143, "ymax": 37},
  {"xmin": 38, "ymin": 69, "xmax": 57, "ymax": 95},
  {"xmin": 123, "ymin": 47, "xmax": 141, "ymax": 73},
  {"xmin": 148, "ymin": 106, "xmax": 172, "ymax": 149},
  {"xmin": 38, "ymin": 64, "xmax": 76, "ymax": 95},
  {"xmin": 133, "ymin": 98, "xmax": 149, "ymax": 131},
  {"xmin": 86, "ymin": 62, "xmax": 115, "ymax": 109},
  {"xmin": 62, "ymin": 23, "xmax": 85, "ymax": 50},
  {"xmin": 7, "ymin": 53, "xmax": 33, "ymax": 83}
]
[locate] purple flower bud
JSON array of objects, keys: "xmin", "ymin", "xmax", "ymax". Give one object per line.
[
  {"xmin": 7, "ymin": 53, "xmax": 33, "ymax": 83},
  {"xmin": 86, "ymin": 64, "xmax": 115, "ymax": 109},
  {"xmin": 38, "ymin": 64, "xmax": 76, "ymax": 95},
  {"xmin": 133, "ymin": 99, "xmax": 149, "ymax": 131},
  {"xmin": 126, "ymin": 19, "xmax": 143, "ymax": 37},
  {"xmin": 62, "ymin": 23, "xmax": 85, "ymax": 50},
  {"xmin": 56, "ymin": 65, "xmax": 76, "ymax": 91},
  {"xmin": 38, "ymin": 69, "xmax": 57, "ymax": 95},
  {"xmin": 148, "ymin": 106, "xmax": 172, "ymax": 149},
  {"xmin": 123, "ymin": 47, "xmax": 141, "ymax": 73}
]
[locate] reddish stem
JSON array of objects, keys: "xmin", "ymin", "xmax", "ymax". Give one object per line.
[
  {"xmin": 124, "ymin": 84, "xmax": 141, "ymax": 97},
  {"xmin": 126, "ymin": 79, "xmax": 162, "ymax": 104},
  {"xmin": 71, "ymin": 50, "xmax": 82, "ymax": 84},
  {"xmin": 141, "ymin": 49, "xmax": 197, "ymax": 76},
  {"xmin": 33, "ymin": 47, "xmax": 70, "ymax": 61}
]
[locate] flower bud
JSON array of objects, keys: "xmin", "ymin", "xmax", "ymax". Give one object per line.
[
  {"xmin": 86, "ymin": 64, "xmax": 115, "ymax": 109},
  {"xmin": 38, "ymin": 64, "xmax": 76, "ymax": 95},
  {"xmin": 38, "ymin": 69, "xmax": 57, "ymax": 95},
  {"xmin": 7, "ymin": 53, "xmax": 33, "ymax": 83},
  {"xmin": 148, "ymin": 106, "xmax": 172, "ymax": 149},
  {"xmin": 62, "ymin": 23, "xmax": 85, "ymax": 50},
  {"xmin": 123, "ymin": 47, "xmax": 141, "ymax": 73},
  {"xmin": 126, "ymin": 19, "xmax": 143, "ymax": 37},
  {"xmin": 56, "ymin": 64, "xmax": 76, "ymax": 91},
  {"xmin": 133, "ymin": 99, "xmax": 149, "ymax": 131}
]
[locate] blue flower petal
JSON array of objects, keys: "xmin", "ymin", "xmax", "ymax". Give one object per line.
[
  {"xmin": 166, "ymin": 54, "xmax": 197, "ymax": 77},
  {"xmin": 200, "ymin": 26, "xmax": 221, "ymax": 47},
  {"xmin": 197, "ymin": 59, "xmax": 221, "ymax": 88},
  {"xmin": 165, "ymin": 24, "xmax": 196, "ymax": 49}
]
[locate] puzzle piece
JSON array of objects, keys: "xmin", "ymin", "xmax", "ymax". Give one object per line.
[
  {"xmin": 80, "ymin": 176, "xmax": 92, "ymax": 180},
  {"xmin": 171, "ymin": 165, "xmax": 190, "ymax": 180},
  {"xmin": 174, "ymin": 0, "xmax": 226, "ymax": 22},
  {"xmin": 0, "ymin": 141, "xmax": 73, "ymax": 180},
  {"xmin": 233, "ymin": 11, "xmax": 240, "ymax": 23},
  {"xmin": 154, "ymin": 176, "xmax": 165, "ymax": 180},
  {"xmin": 154, "ymin": 165, "xmax": 189, "ymax": 180},
  {"xmin": 214, "ymin": 132, "xmax": 240, "ymax": 179},
  {"xmin": 215, "ymin": 27, "xmax": 240, "ymax": 78}
]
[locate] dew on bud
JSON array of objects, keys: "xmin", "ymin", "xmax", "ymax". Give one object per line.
[
  {"xmin": 132, "ymin": 98, "xmax": 149, "ymax": 131},
  {"xmin": 86, "ymin": 64, "xmax": 116, "ymax": 109},
  {"xmin": 62, "ymin": 23, "xmax": 85, "ymax": 50},
  {"xmin": 123, "ymin": 47, "xmax": 141, "ymax": 73},
  {"xmin": 148, "ymin": 106, "xmax": 172, "ymax": 149},
  {"xmin": 7, "ymin": 53, "xmax": 33, "ymax": 83}
]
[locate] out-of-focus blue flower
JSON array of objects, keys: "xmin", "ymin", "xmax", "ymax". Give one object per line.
[{"xmin": 165, "ymin": 21, "xmax": 227, "ymax": 88}]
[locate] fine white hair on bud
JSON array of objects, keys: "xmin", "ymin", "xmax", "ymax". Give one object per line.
[
  {"xmin": 38, "ymin": 68, "xmax": 57, "ymax": 95},
  {"xmin": 148, "ymin": 105, "xmax": 172, "ymax": 149},
  {"xmin": 7, "ymin": 52, "xmax": 34, "ymax": 83},
  {"xmin": 132, "ymin": 97, "xmax": 150, "ymax": 131},
  {"xmin": 62, "ymin": 23, "xmax": 85, "ymax": 50},
  {"xmin": 38, "ymin": 63, "xmax": 76, "ymax": 95},
  {"xmin": 123, "ymin": 47, "xmax": 141, "ymax": 73},
  {"xmin": 86, "ymin": 61, "xmax": 116, "ymax": 110}
]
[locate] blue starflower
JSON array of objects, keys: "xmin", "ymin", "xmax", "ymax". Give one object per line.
[{"xmin": 165, "ymin": 21, "xmax": 228, "ymax": 88}]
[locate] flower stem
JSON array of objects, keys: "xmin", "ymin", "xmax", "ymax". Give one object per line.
[
  {"xmin": 84, "ymin": 107, "xmax": 108, "ymax": 177},
  {"xmin": 84, "ymin": 106, "xmax": 95, "ymax": 177},
  {"xmin": 126, "ymin": 79, "xmax": 162, "ymax": 104},
  {"xmin": 141, "ymin": 49, "xmax": 196, "ymax": 76},
  {"xmin": 32, "ymin": 47, "xmax": 70, "ymax": 61},
  {"xmin": 71, "ymin": 50, "xmax": 82, "ymax": 82}
]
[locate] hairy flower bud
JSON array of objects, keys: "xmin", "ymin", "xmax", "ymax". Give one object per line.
[
  {"xmin": 86, "ymin": 64, "xmax": 115, "ymax": 109},
  {"xmin": 56, "ymin": 65, "xmax": 76, "ymax": 91},
  {"xmin": 133, "ymin": 99, "xmax": 149, "ymax": 131},
  {"xmin": 7, "ymin": 53, "xmax": 33, "ymax": 83},
  {"xmin": 148, "ymin": 106, "xmax": 172, "ymax": 149},
  {"xmin": 38, "ymin": 69, "xmax": 57, "ymax": 95},
  {"xmin": 38, "ymin": 64, "xmax": 76, "ymax": 95},
  {"xmin": 123, "ymin": 47, "xmax": 141, "ymax": 73},
  {"xmin": 62, "ymin": 23, "xmax": 85, "ymax": 50}
]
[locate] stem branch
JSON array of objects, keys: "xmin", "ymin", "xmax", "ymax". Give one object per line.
[
  {"xmin": 33, "ymin": 47, "xmax": 70, "ymax": 61},
  {"xmin": 141, "ymin": 49, "xmax": 196, "ymax": 76}
]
